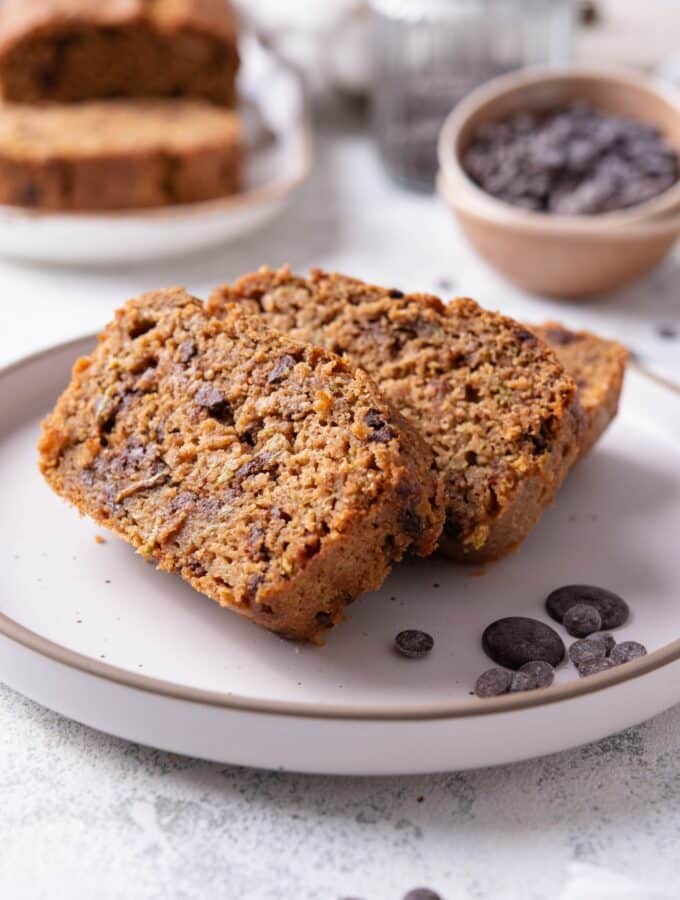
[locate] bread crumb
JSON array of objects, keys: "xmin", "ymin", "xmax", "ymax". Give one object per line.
[{"xmin": 94, "ymin": 535, "xmax": 106, "ymax": 544}]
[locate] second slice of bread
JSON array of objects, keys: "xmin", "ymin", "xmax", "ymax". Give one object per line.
[{"xmin": 209, "ymin": 268, "xmax": 586, "ymax": 563}]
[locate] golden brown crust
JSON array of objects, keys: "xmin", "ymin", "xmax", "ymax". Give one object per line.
[
  {"xmin": 0, "ymin": 99, "xmax": 242, "ymax": 209},
  {"xmin": 38, "ymin": 288, "xmax": 444, "ymax": 641},
  {"xmin": 531, "ymin": 322, "xmax": 628, "ymax": 458},
  {"xmin": 208, "ymin": 267, "xmax": 586, "ymax": 563},
  {"xmin": 0, "ymin": 0, "xmax": 239, "ymax": 105}
]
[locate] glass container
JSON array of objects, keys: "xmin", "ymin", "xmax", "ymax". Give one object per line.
[{"xmin": 371, "ymin": 0, "xmax": 575, "ymax": 190}]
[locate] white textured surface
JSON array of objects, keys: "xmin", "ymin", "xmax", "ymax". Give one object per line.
[{"xmin": 1, "ymin": 124, "xmax": 680, "ymax": 898}]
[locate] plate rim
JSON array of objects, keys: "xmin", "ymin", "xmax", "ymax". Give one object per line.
[{"xmin": 2, "ymin": 335, "xmax": 680, "ymax": 723}]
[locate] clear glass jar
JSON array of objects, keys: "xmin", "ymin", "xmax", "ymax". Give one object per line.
[{"xmin": 371, "ymin": 0, "xmax": 575, "ymax": 191}]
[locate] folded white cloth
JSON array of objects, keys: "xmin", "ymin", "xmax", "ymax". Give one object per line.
[{"xmin": 560, "ymin": 862, "xmax": 673, "ymax": 900}]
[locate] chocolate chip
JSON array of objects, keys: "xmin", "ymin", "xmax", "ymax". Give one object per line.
[
  {"xmin": 315, "ymin": 611, "xmax": 334, "ymax": 628},
  {"xmin": 563, "ymin": 603, "xmax": 602, "ymax": 637},
  {"xmin": 388, "ymin": 289, "xmax": 405, "ymax": 298},
  {"xmin": 474, "ymin": 667, "xmax": 512, "ymax": 698},
  {"xmin": 569, "ymin": 638, "xmax": 606, "ymax": 668},
  {"xmin": 578, "ymin": 657, "xmax": 614, "ymax": 677},
  {"xmin": 364, "ymin": 408, "xmax": 395, "ymax": 443},
  {"xmin": 657, "ymin": 324, "xmax": 677, "ymax": 339},
  {"xmin": 546, "ymin": 585, "xmax": 629, "ymax": 630},
  {"xmin": 267, "ymin": 354, "xmax": 297, "ymax": 384},
  {"xmin": 403, "ymin": 889, "xmax": 442, "ymax": 900},
  {"xmin": 19, "ymin": 183, "xmax": 40, "ymax": 206},
  {"xmin": 519, "ymin": 660, "xmax": 555, "ymax": 688},
  {"xmin": 482, "ymin": 617, "xmax": 565, "ymax": 669},
  {"xmin": 195, "ymin": 384, "xmax": 233, "ymax": 423},
  {"xmin": 233, "ymin": 451, "xmax": 275, "ymax": 484},
  {"xmin": 610, "ymin": 641, "xmax": 647, "ymax": 666},
  {"xmin": 444, "ymin": 514, "xmax": 461, "ymax": 538},
  {"xmin": 247, "ymin": 524, "xmax": 269, "ymax": 562},
  {"xmin": 545, "ymin": 326, "xmax": 579, "ymax": 346},
  {"xmin": 590, "ymin": 632, "xmax": 616, "ymax": 655},
  {"xmin": 515, "ymin": 328, "xmax": 537, "ymax": 343},
  {"xmin": 509, "ymin": 671, "xmax": 535, "ymax": 693},
  {"xmin": 400, "ymin": 506, "xmax": 423, "ymax": 538},
  {"xmin": 395, "ymin": 630, "xmax": 434, "ymax": 659}
]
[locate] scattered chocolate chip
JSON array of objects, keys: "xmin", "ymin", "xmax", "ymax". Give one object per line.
[
  {"xmin": 267, "ymin": 353, "xmax": 297, "ymax": 384},
  {"xmin": 519, "ymin": 660, "xmax": 555, "ymax": 688},
  {"xmin": 578, "ymin": 657, "xmax": 614, "ymax": 677},
  {"xmin": 395, "ymin": 630, "xmax": 434, "ymax": 659},
  {"xmin": 546, "ymin": 585, "xmax": 629, "ymax": 630},
  {"xmin": 610, "ymin": 641, "xmax": 647, "ymax": 666},
  {"xmin": 474, "ymin": 667, "xmax": 512, "ymax": 698},
  {"xmin": 579, "ymin": 0, "xmax": 600, "ymax": 26},
  {"xmin": 436, "ymin": 277, "xmax": 454, "ymax": 293},
  {"xmin": 482, "ymin": 617, "xmax": 565, "ymax": 669},
  {"xmin": 589, "ymin": 632, "xmax": 616, "ymax": 655},
  {"xmin": 388, "ymin": 288, "xmax": 405, "ymax": 298},
  {"xmin": 569, "ymin": 638, "xmax": 607, "ymax": 668},
  {"xmin": 364, "ymin": 408, "xmax": 395, "ymax": 443},
  {"xmin": 509, "ymin": 671, "xmax": 535, "ymax": 693},
  {"xmin": 403, "ymin": 890, "xmax": 442, "ymax": 900},
  {"xmin": 563, "ymin": 603, "xmax": 602, "ymax": 637},
  {"xmin": 194, "ymin": 384, "xmax": 233, "ymax": 423},
  {"xmin": 656, "ymin": 324, "xmax": 677, "ymax": 339}
]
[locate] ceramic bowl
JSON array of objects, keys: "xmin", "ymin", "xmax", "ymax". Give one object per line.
[{"xmin": 437, "ymin": 67, "xmax": 680, "ymax": 298}]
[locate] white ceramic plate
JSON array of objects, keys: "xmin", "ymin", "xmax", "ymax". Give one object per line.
[
  {"xmin": 1, "ymin": 337, "xmax": 679, "ymax": 775},
  {"xmin": 0, "ymin": 38, "xmax": 311, "ymax": 265}
]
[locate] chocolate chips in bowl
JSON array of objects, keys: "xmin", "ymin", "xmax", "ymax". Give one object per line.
[{"xmin": 437, "ymin": 68, "xmax": 680, "ymax": 298}]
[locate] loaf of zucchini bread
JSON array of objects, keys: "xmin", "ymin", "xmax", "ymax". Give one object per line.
[
  {"xmin": 208, "ymin": 268, "xmax": 586, "ymax": 563},
  {"xmin": 38, "ymin": 288, "xmax": 444, "ymax": 641}
]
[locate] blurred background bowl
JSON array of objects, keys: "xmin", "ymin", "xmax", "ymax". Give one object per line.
[{"xmin": 437, "ymin": 66, "xmax": 680, "ymax": 298}]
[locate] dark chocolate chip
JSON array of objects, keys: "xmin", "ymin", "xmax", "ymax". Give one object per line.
[
  {"xmin": 546, "ymin": 585, "xmax": 629, "ymax": 630},
  {"xmin": 563, "ymin": 603, "xmax": 602, "ymax": 637},
  {"xmin": 519, "ymin": 660, "xmax": 555, "ymax": 688},
  {"xmin": 578, "ymin": 657, "xmax": 614, "ymax": 677},
  {"xmin": 657, "ymin": 324, "xmax": 677, "ymax": 340},
  {"xmin": 267, "ymin": 353, "xmax": 297, "ymax": 384},
  {"xmin": 128, "ymin": 318, "xmax": 156, "ymax": 339},
  {"xmin": 400, "ymin": 506, "xmax": 423, "ymax": 538},
  {"xmin": 233, "ymin": 451, "xmax": 275, "ymax": 484},
  {"xmin": 590, "ymin": 632, "xmax": 616, "ymax": 655},
  {"xmin": 545, "ymin": 326, "xmax": 579, "ymax": 346},
  {"xmin": 610, "ymin": 641, "xmax": 647, "ymax": 666},
  {"xmin": 474, "ymin": 667, "xmax": 512, "ymax": 698},
  {"xmin": 403, "ymin": 889, "xmax": 442, "ymax": 900},
  {"xmin": 195, "ymin": 384, "xmax": 233, "ymax": 423},
  {"xmin": 364, "ymin": 408, "xmax": 395, "ymax": 443},
  {"xmin": 395, "ymin": 630, "xmax": 434, "ymax": 659},
  {"xmin": 569, "ymin": 638, "xmax": 607, "ymax": 668},
  {"xmin": 315, "ymin": 611, "xmax": 334, "ymax": 628},
  {"xmin": 482, "ymin": 617, "xmax": 565, "ymax": 669},
  {"xmin": 509, "ymin": 671, "xmax": 535, "ymax": 693},
  {"xmin": 514, "ymin": 328, "xmax": 537, "ymax": 343},
  {"xmin": 388, "ymin": 289, "xmax": 405, "ymax": 298}
]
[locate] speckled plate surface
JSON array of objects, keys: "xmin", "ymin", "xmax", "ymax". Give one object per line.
[{"xmin": 1, "ymin": 337, "xmax": 679, "ymax": 775}]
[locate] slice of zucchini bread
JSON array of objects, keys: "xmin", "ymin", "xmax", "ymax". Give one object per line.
[
  {"xmin": 0, "ymin": 0, "xmax": 240, "ymax": 105},
  {"xmin": 532, "ymin": 322, "xmax": 628, "ymax": 458},
  {"xmin": 208, "ymin": 268, "xmax": 585, "ymax": 563},
  {"xmin": 38, "ymin": 288, "xmax": 444, "ymax": 642}
]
